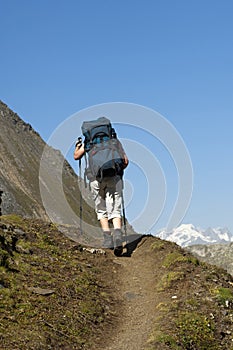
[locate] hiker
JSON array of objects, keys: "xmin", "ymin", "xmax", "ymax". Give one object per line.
[{"xmin": 74, "ymin": 117, "xmax": 129, "ymax": 256}]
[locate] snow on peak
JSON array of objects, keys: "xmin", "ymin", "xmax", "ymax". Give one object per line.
[{"xmin": 156, "ymin": 224, "xmax": 233, "ymax": 247}]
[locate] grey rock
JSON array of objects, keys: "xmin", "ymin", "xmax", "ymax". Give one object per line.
[{"xmin": 186, "ymin": 243, "xmax": 233, "ymax": 276}]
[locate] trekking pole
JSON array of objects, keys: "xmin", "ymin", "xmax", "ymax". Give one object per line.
[
  {"xmin": 79, "ymin": 158, "xmax": 83, "ymax": 235},
  {"xmin": 77, "ymin": 137, "xmax": 83, "ymax": 235},
  {"xmin": 121, "ymin": 178, "xmax": 127, "ymax": 243}
]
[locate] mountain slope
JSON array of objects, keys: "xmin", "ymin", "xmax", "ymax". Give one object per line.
[
  {"xmin": 1, "ymin": 215, "xmax": 233, "ymax": 350},
  {"xmin": 157, "ymin": 224, "xmax": 233, "ymax": 247},
  {"xmin": 0, "ymin": 100, "xmax": 79, "ymax": 219},
  {"xmin": 0, "ymin": 101, "xmax": 101, "ymax": 242},
  {"xmin": 186, "ymin": 242, "xmax": 233, "ymax": 277},
  {"xmin": 0, "ymin": 101, "xmax": 134, "ymax": 245},
  {"xmin": 0, "ymin": 101, "xmax": 47, "ymax": 218}
]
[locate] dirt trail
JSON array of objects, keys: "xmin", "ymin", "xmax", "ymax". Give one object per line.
[{"xmin": 103, "ymin": 237, "xmax": 161, "ymax": 350}]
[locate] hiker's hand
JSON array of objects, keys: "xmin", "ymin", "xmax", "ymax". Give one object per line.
[
  {"xmin": 75, "ymin": 138, "xmax": 82, "ymax": 149},
  {"xmin": 122, "ymin": 154, "xmax": 129, "ymax": 169},
  {"xmin": 74, "ymin": 143, "xmax": 85, "ymax": 160}
]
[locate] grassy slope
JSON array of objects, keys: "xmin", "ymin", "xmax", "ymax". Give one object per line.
[
  {"xmin": 145, "ymin": 238, "xmax": 233, "ymax": 350},
  {"xmin": 0, "ymin": 215, "xmax": 119, "ymax": 350},
  {"xmin": 1, "ymin": 215, "xmax": 233, "ymax": 350}
]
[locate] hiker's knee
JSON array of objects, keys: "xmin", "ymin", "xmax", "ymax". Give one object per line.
[{"xmin": 97, "ymin": 210, "xmax": 108, "ymax": 221}]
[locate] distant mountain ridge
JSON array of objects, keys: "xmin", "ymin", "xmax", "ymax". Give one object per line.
[{"xmin": 156, "ymin": 223, "xmax": 233, "ymax": 247}]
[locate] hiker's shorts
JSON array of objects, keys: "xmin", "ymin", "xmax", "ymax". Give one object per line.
[{"xmin": 90, "ymin": 176, "xmax": 123, "ymax": 221}]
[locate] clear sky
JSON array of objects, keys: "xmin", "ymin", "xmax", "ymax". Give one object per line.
[{"xmin": 1, "ymin": 0, "xmax": 232, "ymax": 233}]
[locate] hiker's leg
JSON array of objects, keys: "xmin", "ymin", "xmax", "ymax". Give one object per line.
[
  {"xmin": 100, "ymin": 217, "xmax": 110, "ymax": 231},
  {"xmin": 112, "ymin": 217, "xmax": 121, "ymax": 230},
  {"xmin": 105, "ymin": 176, "xmax": 123, "ymax": 255},
  {"xmin": 106, "ymin": 176, "xmax": 123, "ymax": 224},
  {"xmin": 90, "ymin": 180, "xmax": 113, "ymax": 248},
  {"xmin": 90, "ymin": 180, "xmax": 108, "ymax": 220},
  {"xmin": 100, "ymin": 218, "xmax": 113, "ymax": 248}
]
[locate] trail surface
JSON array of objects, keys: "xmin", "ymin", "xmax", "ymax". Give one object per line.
[{"xmin": 103, "ymin": 237, "xmax": 161, "ymax": 350}]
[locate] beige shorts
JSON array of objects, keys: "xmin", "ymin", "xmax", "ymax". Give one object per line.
[{"xmin": 90, "ymin": 176, "xmax": 123, "ymax": 221}]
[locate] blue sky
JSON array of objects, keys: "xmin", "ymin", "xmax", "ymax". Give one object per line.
[{"xmin": 1, "ymin": 0, "xmax": 232, "ymax": 233}]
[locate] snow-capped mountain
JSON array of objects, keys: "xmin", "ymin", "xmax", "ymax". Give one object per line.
[{"xmin": 156, "ymin": 224, "xmax": 233, "ymax": 247}]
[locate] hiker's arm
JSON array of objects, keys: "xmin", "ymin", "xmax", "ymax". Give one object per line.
[
  {"xmin": 74, "ymin": 144, "xmax": 85, "ymax": 160},
  {"xmin": 118, "ymin": 140, "xmax": 129, "ymax": 168},
  {"xmin": 122, "ymin": 152, "xmax": 129, "ymax": 169}
]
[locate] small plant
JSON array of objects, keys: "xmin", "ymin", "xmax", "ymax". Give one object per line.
[
  {"xmin": 162, "ymin": 252, "xmax": 186, "ymax": 268},
  {"xmin": 0, "ymin": 248, "xmax": 9, "ymax": 268},
  {"xmin": 146, "ymin": 329, "xmax": 180, "ymax": 350},
  {"xmin": 162, "ymin": 251, "xmax": 199, "ymax": 268},
  {"xmin": 212, "ymin": 287, "xmax": 233, "ymax": 306},
  {"xmin": 176, "ymin": 311, "xmax": 217, "ymax": 350},
  {"xmin": 157, "ymin": 333, "xmax": 180, "ymax": 349},
  {"xmin": 185, "ymin": 298, "xmax": 199, "ymax": 309},
  {"xmin": 157, "ymin": 271, "xmax": 184, "ymax": 291},
  {"xmin": 0, "ymin": 214, "xmax": 24, "ymax": 225},
  {"xmin": 151, "ymin": 240, "xmax": 165, "ymax": 250}
]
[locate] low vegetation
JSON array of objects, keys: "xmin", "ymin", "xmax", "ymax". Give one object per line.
[
  {"xmin": 146, "ymin": 239, "xmax": 233, "ymax": 350},
  {"xmin": 0, "ymin": 215, "xmax": 118, "ymax": 349},
  {"xmin": 1, "ymin": 216, "xmax": 233, "ymax": 349}
]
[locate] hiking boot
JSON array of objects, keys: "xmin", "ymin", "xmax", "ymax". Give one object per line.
[
  {"xmin": 102, "ymin": 232, "xmax": 114, "ymax": 249},
  {"xmin": 113, "ymin": 229, "xmax": 123, "ymax": 256}
]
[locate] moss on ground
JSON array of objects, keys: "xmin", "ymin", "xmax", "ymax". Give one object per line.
[
  {"xmin": 162, "ymin": 251, "xmax": 200, "ymax": 268},
  {"xmin": 1, "ymin": 218, "xmax": 233, "ymax": 349},
  {"xmin": 0, "ymin": 215, "xmax": 117, "ymax": 350},
  {"xmin": 157, "ymin": 271, "xmax": 185, "ymax": 291},
  {"xmin": 147, "ymin": 240, "xmax": 233, "ymax": 350}
]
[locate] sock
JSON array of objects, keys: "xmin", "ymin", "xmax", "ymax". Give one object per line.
[
  {"xmin": 114, "ymin": 228, "xmax": 122, "ymax": 235},
  {"xmin": 103, "ymin": 231, "xmax": 111, "ymax": 236}
]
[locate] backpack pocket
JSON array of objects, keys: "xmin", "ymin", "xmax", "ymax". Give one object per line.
[{"xmin": 88, "ymin": 140, "xmax": 124, "ymax": 181}]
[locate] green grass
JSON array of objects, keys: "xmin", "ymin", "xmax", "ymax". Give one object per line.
[
  {"xmin": 0, "ymin": 216, "xmax": 114, "ymax": 349},
  {"xmin": 212, "ymin": 287, "xmax": 233, "ymax": 305},
  {"xmin": 162, "ymin": 251, "xmax": 199, "ymax": 268},
  {"xmin": 175, "ymin": 311, "xmax": 217, "ymax": 350},
  {"xmin": 157, "ymin": 271, "xmax": 185, "ymax": 291}
]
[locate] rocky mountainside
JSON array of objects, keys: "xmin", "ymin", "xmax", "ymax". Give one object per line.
[
  {"xmin": 0, "ymin": 101, "xmax": 47, "ymax": 218},
  {"xmin": 157, "ymin": 223, "xmax": 233, "ymax": 247},
  {"xmin": 0, "ymin": 101, "xmax": 107, "ymax": 244},
  {"xmin": 0, "ymin": 100, "xmax": 79, "ymax": 220},
  {"xmin": 0, "ymin": 101, "xmax": 135, "ymax": 246},
  {"xmin": 186, "ymin": 242, "xmax": 233, "ymax": 277},
  {"xmin": 157, "ymin": 224, "xmax": 233, "ymax": 278}
]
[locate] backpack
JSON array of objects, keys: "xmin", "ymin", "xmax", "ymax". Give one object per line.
[{"xmin": 81, "ymin": 117, "xmax": 125, "ymax": 182}]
